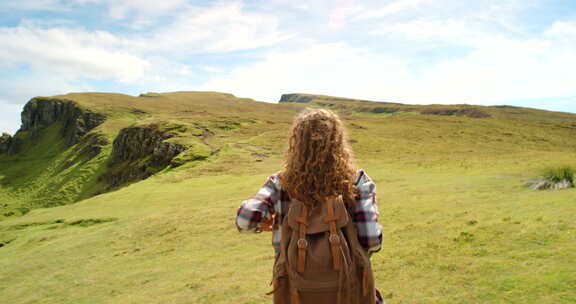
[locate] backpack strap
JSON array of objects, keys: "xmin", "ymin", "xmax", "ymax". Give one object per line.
[
  {"xmin": 292, "ymin": 289, "xmax": 301, "ymax": 304},
  {"xmin": 324, "ymin": 196, "xmax": 342, "ymax": 270},
  {"xmin": 294, "ymin": 203, "xmax": 309, "ymax": 273},
  {"xmin": 363, "ymin": 268, "xmax": 369, "ymax": 296}
]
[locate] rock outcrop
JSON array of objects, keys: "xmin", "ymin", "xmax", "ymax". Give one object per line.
[
  {"xmin": 279, "ymin": 93, "xmax": 401, "ymax": 105},
  {"xmin": 20, "ymin": 97, "xmax": 106, "ymax": 147},
  {"xmin": 109, "ymin": 125, "xmax": 185, "ymax": 165},
  {"xmin": 100, "ymin": 124, "xmax": 186, "ymax": 188},
  {"xmin": 0, "ymin": 133, "xmax": 12, "ymax": 154},
  {"xmin": 0, "ymin": 132, "xmax": 22, "ymax": 155},
  {"xmin": 279, "ymin": 94, "xmax": 315, "ymax": 103},
  {"xmin": 420, "ymin": 107, "xmax": 491, "ymax": 118}
]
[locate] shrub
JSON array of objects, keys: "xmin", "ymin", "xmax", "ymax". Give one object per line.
[
  {"xmin": 526, "ymin": 166, "xmax": 575, "ymax": 190},
  {"xmin": 543, "ymin": 167, "xmax": 574, "ymax": 184}
]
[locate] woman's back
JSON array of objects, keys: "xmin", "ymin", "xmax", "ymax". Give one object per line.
[
  {"xmin": 235, "ymin": 108, "xmax": 384, "ymax": 303},
  {"xmin": 236, "ymin": 168, "xmax": 383, "ymax": 257}
]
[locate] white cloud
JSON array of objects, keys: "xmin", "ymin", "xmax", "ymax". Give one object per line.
[
  {"xmin": 140, "ymin": 2, "xmax": 289, "ymax": 53},
  {"xmin": 268, "ymin": 0, "xmax": 311, "ymax": 11},
  {"xmin": 0, "ymin": 0, "xmax": 574, "ymax": 122},
  {"xmin": 199, "ymin": 43, "xmax": 411, "ymax": 102},
  {"xmin": 369, "ymin": 19, "xmax": 481, "ymax": 44},
  {"xmin": 75, "ymin": 0, "xmax": 186, "ymax": 28},
  {"xmin": 0, "ymin": 71, "xmax": 91, "ymax": 104},
  {"xmin": 0, "ymin": 26, "xmax": 149, "ymax": 83},
  {"xmin": 199, "ymin": 20, "xmax": 576, "ymax": 107},
  {"xmin": 545, "ymin": 21, "xmax": 576, "ymax": 42},
  {"xmin": 0, "ymin": 70, "xmax": 95, "ymax": 133},
  {"xmin": 328, "ymin": 0, "xmax": 360, "ymax": 31},
  {"xmin": 103, "ymin": 0, "xmax": 186, "ymax": 20},
  {"xmin": 0, "ymin": 0, "xmax": 291, "ymax": 134},
  {"xmin": 411, "ymin": 35, "xmax": 576, "ymax": 103},
  {"xmin": 355, "ymin": 0, "xmax": 433, "ymax": 20},
  {"xmin": 0, "ymin": 0, "xmax": 67, "ymax": 11},
  {"xmin": 0, "ymin": 1, "xmax": 289, "ymax": 89}
]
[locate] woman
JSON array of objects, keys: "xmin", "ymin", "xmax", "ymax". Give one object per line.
[{"xmin": 236, "ymin": 107, "xmax": 383, "ymax": 303}]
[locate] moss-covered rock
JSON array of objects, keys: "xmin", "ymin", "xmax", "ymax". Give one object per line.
[{"xmin": 100, "ymin": 124, "xmax": 186, "ymax": 188}]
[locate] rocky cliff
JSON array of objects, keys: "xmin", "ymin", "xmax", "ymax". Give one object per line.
[
  {"xmin": 279, "ymin": 93, "xmax": 490, "ymax": 118},
  {"xmin": 100, "ymin": 124, "xmax": 186, "ymax": 189},
  {"xmin": 279, "ymin": 94, "xmax": 316, "ymax": 103},
  {"xmin": 0, "ymin": 133, "xmax": 14, "ymax": 154},
  {"xmin": 20, "ymin": 97, "xmax": 106, "ymax": 147},
  {"xmin": 0, "ymin": 95, "xmax": 208, "ymax": 212},
  {"xmin": 279, "ymin": 93, "xmax": 373, "ymax": 103},
  {"xmin": 0, "ymin": 98, "xmax": 106, "ymax": 155},
  {"xmin": 0, "ymin": 97, "xmax": 194, "ymax": 213}
]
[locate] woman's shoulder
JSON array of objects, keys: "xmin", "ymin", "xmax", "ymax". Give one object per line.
[
  {"xmin": 355, "ymin": 168, "xmax": 372, "ymax": 183},
  {"xmin": 269, "ymin": 168, "xmax": 373, "ymax": 189},
  {"xmin": 355, "ymin": 168, "xmax": 376, "ymax": 192},
  {"xmin": 267, "ymin": 170, "xmax": 283, "ymax": 188}
]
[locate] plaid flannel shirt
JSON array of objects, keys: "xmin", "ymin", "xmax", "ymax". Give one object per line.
[{"xmin": 236, "ymin": 169, "xmax": 383, "ymax": 256}]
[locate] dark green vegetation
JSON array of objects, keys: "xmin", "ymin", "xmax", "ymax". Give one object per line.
[
  {"xmin": 0, "ymin": 92, "xmax": 575, "ymax": 303},
  {"xmin": 527, "ymin": 166, "xmax": 575, "ymax": 190},
  {"xmin": 543, "ymin": 167, "xmax": 575, "ymax": 184}
]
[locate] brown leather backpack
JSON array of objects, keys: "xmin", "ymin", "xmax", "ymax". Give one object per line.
[{"xmin": 266, "ymin": 194, "xmax": 377, "ymax": 304}]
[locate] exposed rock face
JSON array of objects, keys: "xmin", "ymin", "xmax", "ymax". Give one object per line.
[
  {"xmin": 0, "ymin": 133, "xmax": 12, "ymax": 153},
  {"xmin": 279, "ymin": 94, "xmax": 315, "ymax": 103},
  {"xmin": 420, "ymin": 107, "xmax": 491, "ymax": 118},
  {"xmin": 20, "ymin": 97, "xmax": 106, "ymax": 147},
  {"xmin": 101, "ymin": 124, "xmax": 186, "ymax": 188},
  {"xmin": 0, "ymin": 132, "xmax": 21, "ymax": 155},
  {"xmin": 279, "ymin": 93, "xmax": 401, "ymax": 105},
  {"xmin": 357, "ymin": 106, "xmax": 400, "ymax": 114},
  {"xmin": 109, "ymin": 125, "xmax": 185, "ymax": 165}
]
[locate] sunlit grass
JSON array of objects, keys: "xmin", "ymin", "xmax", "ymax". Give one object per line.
[{"xmin": 0, "ymin": 92, "xmax": 575, "ymax": 303}]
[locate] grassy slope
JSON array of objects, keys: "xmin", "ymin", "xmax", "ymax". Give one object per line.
[
  {"xmin": 0, "ymin": 92, "xmax": 575, "ymax": 303},
  {"xmin": 0, "ymin": 92, "xmax": 300, "ymax": 215}
]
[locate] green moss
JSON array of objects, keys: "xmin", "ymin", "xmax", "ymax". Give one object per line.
[
  {"xmin": 161, "ymin": 122, "xmax": 189, "ymax": 134},
  {"xmin": 170, "ymin": 142, "xmax": 212, "ymax": 167},
  {"xmin": 210, "ymin": 120, "xmax": 242, "ymax": 130}
]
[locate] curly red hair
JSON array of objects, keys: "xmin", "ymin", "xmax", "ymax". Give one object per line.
[{"xmin": 279, "ymin": 108, "xmax": 358, "ymax": 208}]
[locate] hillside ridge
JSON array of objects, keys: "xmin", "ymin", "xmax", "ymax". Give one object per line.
[{"xmin": 2, "ymin": 91, "xmax": 576, "ymax": 218}]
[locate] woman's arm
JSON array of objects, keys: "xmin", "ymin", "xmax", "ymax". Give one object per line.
[
  {"xmin": 236, "ymin": 174, "xmax": 279, "ymax": 233},
  {"xmin": 353, "ymin": 170, "xmax": 383, "ymax": 254}
]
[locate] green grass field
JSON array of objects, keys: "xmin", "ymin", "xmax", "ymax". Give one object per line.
[{"xmin": 0, "ymin": 92, "xmax": 575, "ymax": 303}]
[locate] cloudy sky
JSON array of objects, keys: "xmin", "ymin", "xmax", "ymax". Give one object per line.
[{"xmin": 1, "ymin": 0, "xmax": 575, "ymax": 134}]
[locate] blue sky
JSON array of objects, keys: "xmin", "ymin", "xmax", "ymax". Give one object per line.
[{"xmin": 1, "ymin": 0, "xmax": 576, "ymax": 134}]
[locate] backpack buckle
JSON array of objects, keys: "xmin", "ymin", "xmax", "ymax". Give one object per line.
[
  {"xmin": 297, "ymin": 238, "xmax": 308, "ymax": 249},
  {"xmin": 328, "ymin": 233, "xmax": 340, "ymax": 244}
]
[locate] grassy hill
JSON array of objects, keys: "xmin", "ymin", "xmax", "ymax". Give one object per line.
[{"xmin": 0, "ymin": 92, "xmax": 575, "ymax": 303}]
